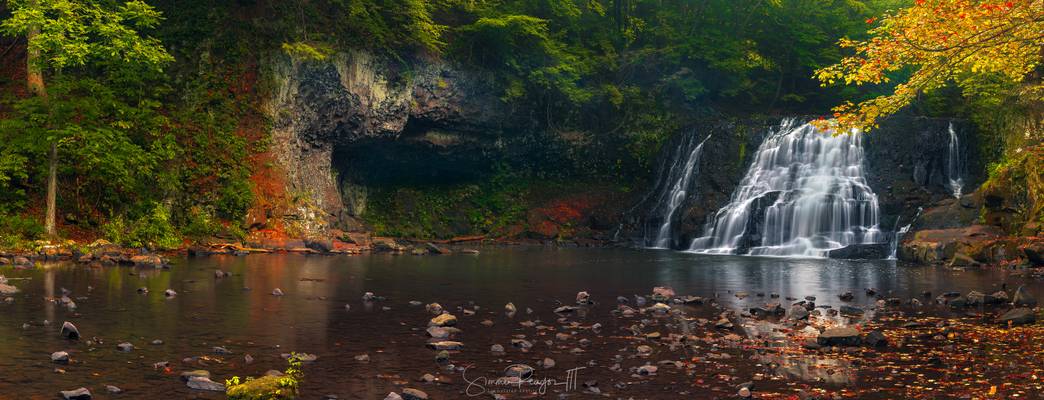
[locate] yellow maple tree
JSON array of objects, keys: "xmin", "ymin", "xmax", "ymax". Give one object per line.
[{"xmin": 816, "ymin": 0, "xmax": 1043, "ymax": 131}]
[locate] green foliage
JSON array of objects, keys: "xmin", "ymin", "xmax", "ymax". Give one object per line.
[
  {"xmin": 226, "ymin": 353, "xmax": 303, "ymax": 400},
  {"xmin": 101, "ymin": 203, "xmax": 181, "ymax": 249},
  {"xmin": 1, "ymin": 0, "xmax": 173, "ymax": 70},
  {"xmin": 281, "ymin": 42, "xmax": 334, "ymax": 61},
  {"xmin": 0, "ymin": 214, "xmax": 44, "ymax": 249}
]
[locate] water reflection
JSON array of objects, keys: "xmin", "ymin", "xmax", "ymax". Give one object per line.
[{"xmin": 0, "ymin": 248, "xmax": 1035, "ymax": 398}]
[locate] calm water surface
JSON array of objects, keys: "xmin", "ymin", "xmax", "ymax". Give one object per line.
[{"xmin": 0, "ymin": 248, "xmax": 1037, "ymax": 399}]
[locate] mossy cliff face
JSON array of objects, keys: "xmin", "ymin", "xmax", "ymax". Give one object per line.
[{"xmin": 261, "ymin": 51, "xmax": 508, "ymax": 237}]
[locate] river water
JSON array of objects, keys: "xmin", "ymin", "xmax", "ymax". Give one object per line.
[{"xmin": 0, "ymin": 248, "xmax": 1038, "ymax": 399}]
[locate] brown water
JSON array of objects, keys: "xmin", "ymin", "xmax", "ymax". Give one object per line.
[{"xmin": 0, "ymin": 248, "xmax": 1037, "ymax": 399}]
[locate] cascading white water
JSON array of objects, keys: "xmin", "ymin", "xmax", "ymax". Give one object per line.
[
  {"xmin": 946, "ymin": 122, "xmax": 964, "ymax": 198},
  {"xmin": 689, "ymin": 119, "xmax": 883, "ymax": 257},
  {"xmin": 644, "ymin": 134, "xmax": 711, "ymax": 249},
  {"xmin": 888, "ymin": 207, "xmax": 921, "ymax": 260}
]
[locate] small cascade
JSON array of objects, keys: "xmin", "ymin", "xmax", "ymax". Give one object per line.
[
  {"xmin": 642, "ymin": 133, "xmax": 711, "ymax": 249},
  {"xmin": 888, "ymin": 207, "xmax": 922, "ymax": 260},
  {"xmin": 689, "ymin": 119, "xmax": 883, "ymax": 257},
  {"xmin": 946, "ymin": 122, "xmax": 964, "ymax": 198}
]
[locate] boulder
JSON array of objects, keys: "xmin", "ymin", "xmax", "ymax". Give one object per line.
[
  {"xmin": 187, "ymin": 376, "xmax": 226, "ymax": 391},
  {"xmin": 788, "ymin": 305, "xmax": 810, "ymax": 320},
  {"xmin": 1013, "ymin": 285, "xmax": 1037, "ymax": 307},
  {"xmin": 60, "ymin": 321, "xmax": 80, "ymax": 340},
  {"xmin": 130, "ymin": 254, "xmax": 164, "ymax": 267},
  {"xmin": 826, "ymin": 243, "xmax": 890, "ymax": 259},
  {"xmin": 429, "ymin": 313, "xmax": 457, "ymax": 327},
  {"xmin": 51, "ymin": 351, "xmax": 70, "ymax": 364},
  {"xmin": 401, "ymin": 388, "xmax": 429, "ymax": 400},
  {"xmin": 998, "ymin": 308, "xmax": 1036, "ymax": 325},
  {"xmin": 817, "ymin": 327, "xmax": 861, "ymax": 347},
  {"xmin": 651, "ymin": 286, "xmax": 675, "ymax": 302},
  {"xmin": 862, "ymin": 330, "xmax": 888, "ymax": 347},
  {"xmin": 1023, "ymin": 242, "xmax": 1044, "ymax": 265},
  {"xmin": 425, "ymin": 341, "xmax": 464, "ymax": 350}
]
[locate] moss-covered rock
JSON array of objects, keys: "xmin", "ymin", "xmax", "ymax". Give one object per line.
[{"xmin": 226, "ymin": 375, "xmax": 296, "ymax": 400}]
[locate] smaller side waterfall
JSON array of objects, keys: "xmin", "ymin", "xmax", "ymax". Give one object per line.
[
  {"xmin": 947, "ymin": 123, "xmax": 964, "ymax": 198},
  {"xmin": 888, "ymin": 207, "xmax": 921, "ymax": 260},
  {"xmin": 642, "ymin": 133, "xmax": 711, "ymax": 249}
]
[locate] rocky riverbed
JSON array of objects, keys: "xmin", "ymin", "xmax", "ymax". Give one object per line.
[{"xmin": 0, "ymin": 249, "xmax": 1041, "ymax": 399}]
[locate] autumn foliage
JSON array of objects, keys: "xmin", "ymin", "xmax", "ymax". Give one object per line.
[{"xmin": 816, "ymin": 0, "xmax": 1043, "ymax": 131}]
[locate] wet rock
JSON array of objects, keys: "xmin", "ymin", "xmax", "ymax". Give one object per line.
[
  {"xmin": 435, "ymin": 350, "xmax": 450, "ymax": 363},
  {"xmin": 505, "ymin": 364, "xmax": 534, "ymax": 378},
  {"xmin": 117, "ymin": 342, "xmax": 134, "ymax": 352},
  {"xmin": 998, "ymin": 308, "xmax": 1036, "ymax": 325},
  {"xmin": 817, "ymin": 327, "xmax": 861, "ymax": 347},
  {"xmin": 105, "ymin": 385, "xmax": 122, "ymax": 394},
  {"xmin": 418, "ymin": 373, "xmax": 436, "ymax": 383},
  {"xmin": 1013, "ymin": 285, "xmax": 1037, "ymax": 307},
  {"xmin": 187, "ymin": 376, "xmax": 225, "ymax": 391},
  {"xmin": 180, "ymin": 370, "xmax": 211, "ymax": 381},
  {"xmin": 362, "ymin": 292, "xmax": 377, "ymax": 301},
  {"xmin": 788, "ymin": 305, "xmax": 809, "ymax": 320},
  {"xmin": 863, "ymin": 330, "xmax": 888, "ymax": 347},
  {"xmin": 130, "ymin": 254, "xmax": 164, "ymax": 268},
  {"xmin": 838, "ymin": 292, "xmax": 854, "ymax": 301},
  {"xmin": 480, "ymin": 319, "xmax": 494, "ymax": 327},
  {"xmin": 554, "ymin": 305, "xmax": 578, "ymax": 313},
  {"xmin": 715, "ymin": 318, "xmax": 734, "ymax": 330},
  {"xmin": 425, "ymin": 303, "xmax": 443, "ymax": 314},
  {"xmin": 384, "ymin": 393, "xmax": 404, "ymax": 400},
  {"xmin": 60, "ymin": 388, "xmax": 91, "ymax": 400},
  {"xmin": 60, "ymin": 321, "xmax": 80, "ymax": 340},
  {"xmin": 511, "ymin": 339, "xmax": 533, "ymax": 350},
  {"xmin": 271, "ymin": 288, "xmax": 284, "ymax": 296},
  {"xmin": 616, "ymin": 296, "xmax": 629, "ymax": 303},
  {"xmin": 214, "ymin": 270, "xmax": 230, "ymax": 278},
  {"xmin": 51, "ymin": 351, "xmax": 70, "ymax": 364},
  {"xmin": 151, "ymin": 339, "xmax": 164, "ymax": 345},
  {"xmin": 425, "ymin": 341, "xmax": 464, "ymax": 350},
  {"xmin": 576, "ymin": 291, "xmax": 592, "ymax": 305},
  {"xmin": 504, "ymin": 302, "xmax": 516, "ymax": 313},
  {"xmin": 401, "ymin": 388, "xmax": 429, "ymax": 400},
  {"xmin": 164, "ymin": 289, "xmax": 176, "ymax": 297},
  {"xmin": 354, "ymin": 354, "xmax": 370, "ymax": 362},
  {"xmin": 490, "ymin": 344, "xmax": 504, "ymax": 353},
  {"xmin": 750, "ymin": 302, "xmax": 784, "ymax": 317},
  {"xmin": 13, "ymin": 256, "xmax": 31, "ymax": 266},
  {"xmin": 651, "ymin": 286, "xmax": 675, "ymax": 302},
  {"xmin": 634, "ymin": 295, "xmax": 647, "ymax": 306},
  {"xmin": 425, "ymin": 326, "xmax": 453, "ymax": 339},
  {"xmin": 212, "ymin": 346, "xmax": 231, "ymax": 354},
  {"xmin": 636, "ymin": 345, "xmax": 653, "ymax": 355},
  {"xmin": 0, "ymin": 282, "xmax": 19, "ymax": 295},
  {"xmin": 542, "ymin": 357, "xmax": 555, "ymax": 368},
  {"xmin": 244, "ymin": 354, "xmax": 254, "ymax": 364},
  {"xmin": 637, "ymin": 365, "xmax": 658, "ymax": 375},
  {"xmin": 839, "ymin": 305, "xmax": 864, "ymax": 316},
  {"xmin": 137, "ymin": 287, "xmax": 148, "ymax": 294},
  {"xmin": 991, "ymin": 291, "xmax": 1010, "ymax": 303},
  {"xmin": 429, "ymin": 313, "xmax": 457, "ymax": 327}
]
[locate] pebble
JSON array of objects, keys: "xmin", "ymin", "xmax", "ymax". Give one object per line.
[
  {"xmin": 354, "ymin": 354, "xmax": 370, "ymax": 362},
  {"xmin": 117, "ymin": 342, "xmax": 134, "ymax": 352},
  {"xmin": 271, "ymin": 288, "xmax": 284, "ymax": 296},
  {"xmin": 490, "ymin": 344, "xmax": 505, "ymax": 353},
  {"xmin": 164, "ymin": 289, "xmax": 176, "ymax": 297},
  {"xmin": 384, "ymin": 393, "xmax": 404, "ymax": 400},
  {"xmin": 105, "ymin": 385, "xmax": 122, "ymax": 394}
]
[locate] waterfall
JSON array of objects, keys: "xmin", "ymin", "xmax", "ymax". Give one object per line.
[
  {"xmin": 888, "ymin": 207, "xmax": 921, "ymax": 260},
  {"xmin": 642, "ymin": 133, "xmax": 711, "ymax": 249},
  {"xmin": 689, "ymin": 119, "xmax": 883, "ymax": 257},
  {"xmin": 947, "ymin": 122, "xmax": 964, "ymax": 198}
]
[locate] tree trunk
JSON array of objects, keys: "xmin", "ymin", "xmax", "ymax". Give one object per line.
[{"xmin": 26, "ymin": 11, "xmax": 56, "ymax": 237}]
